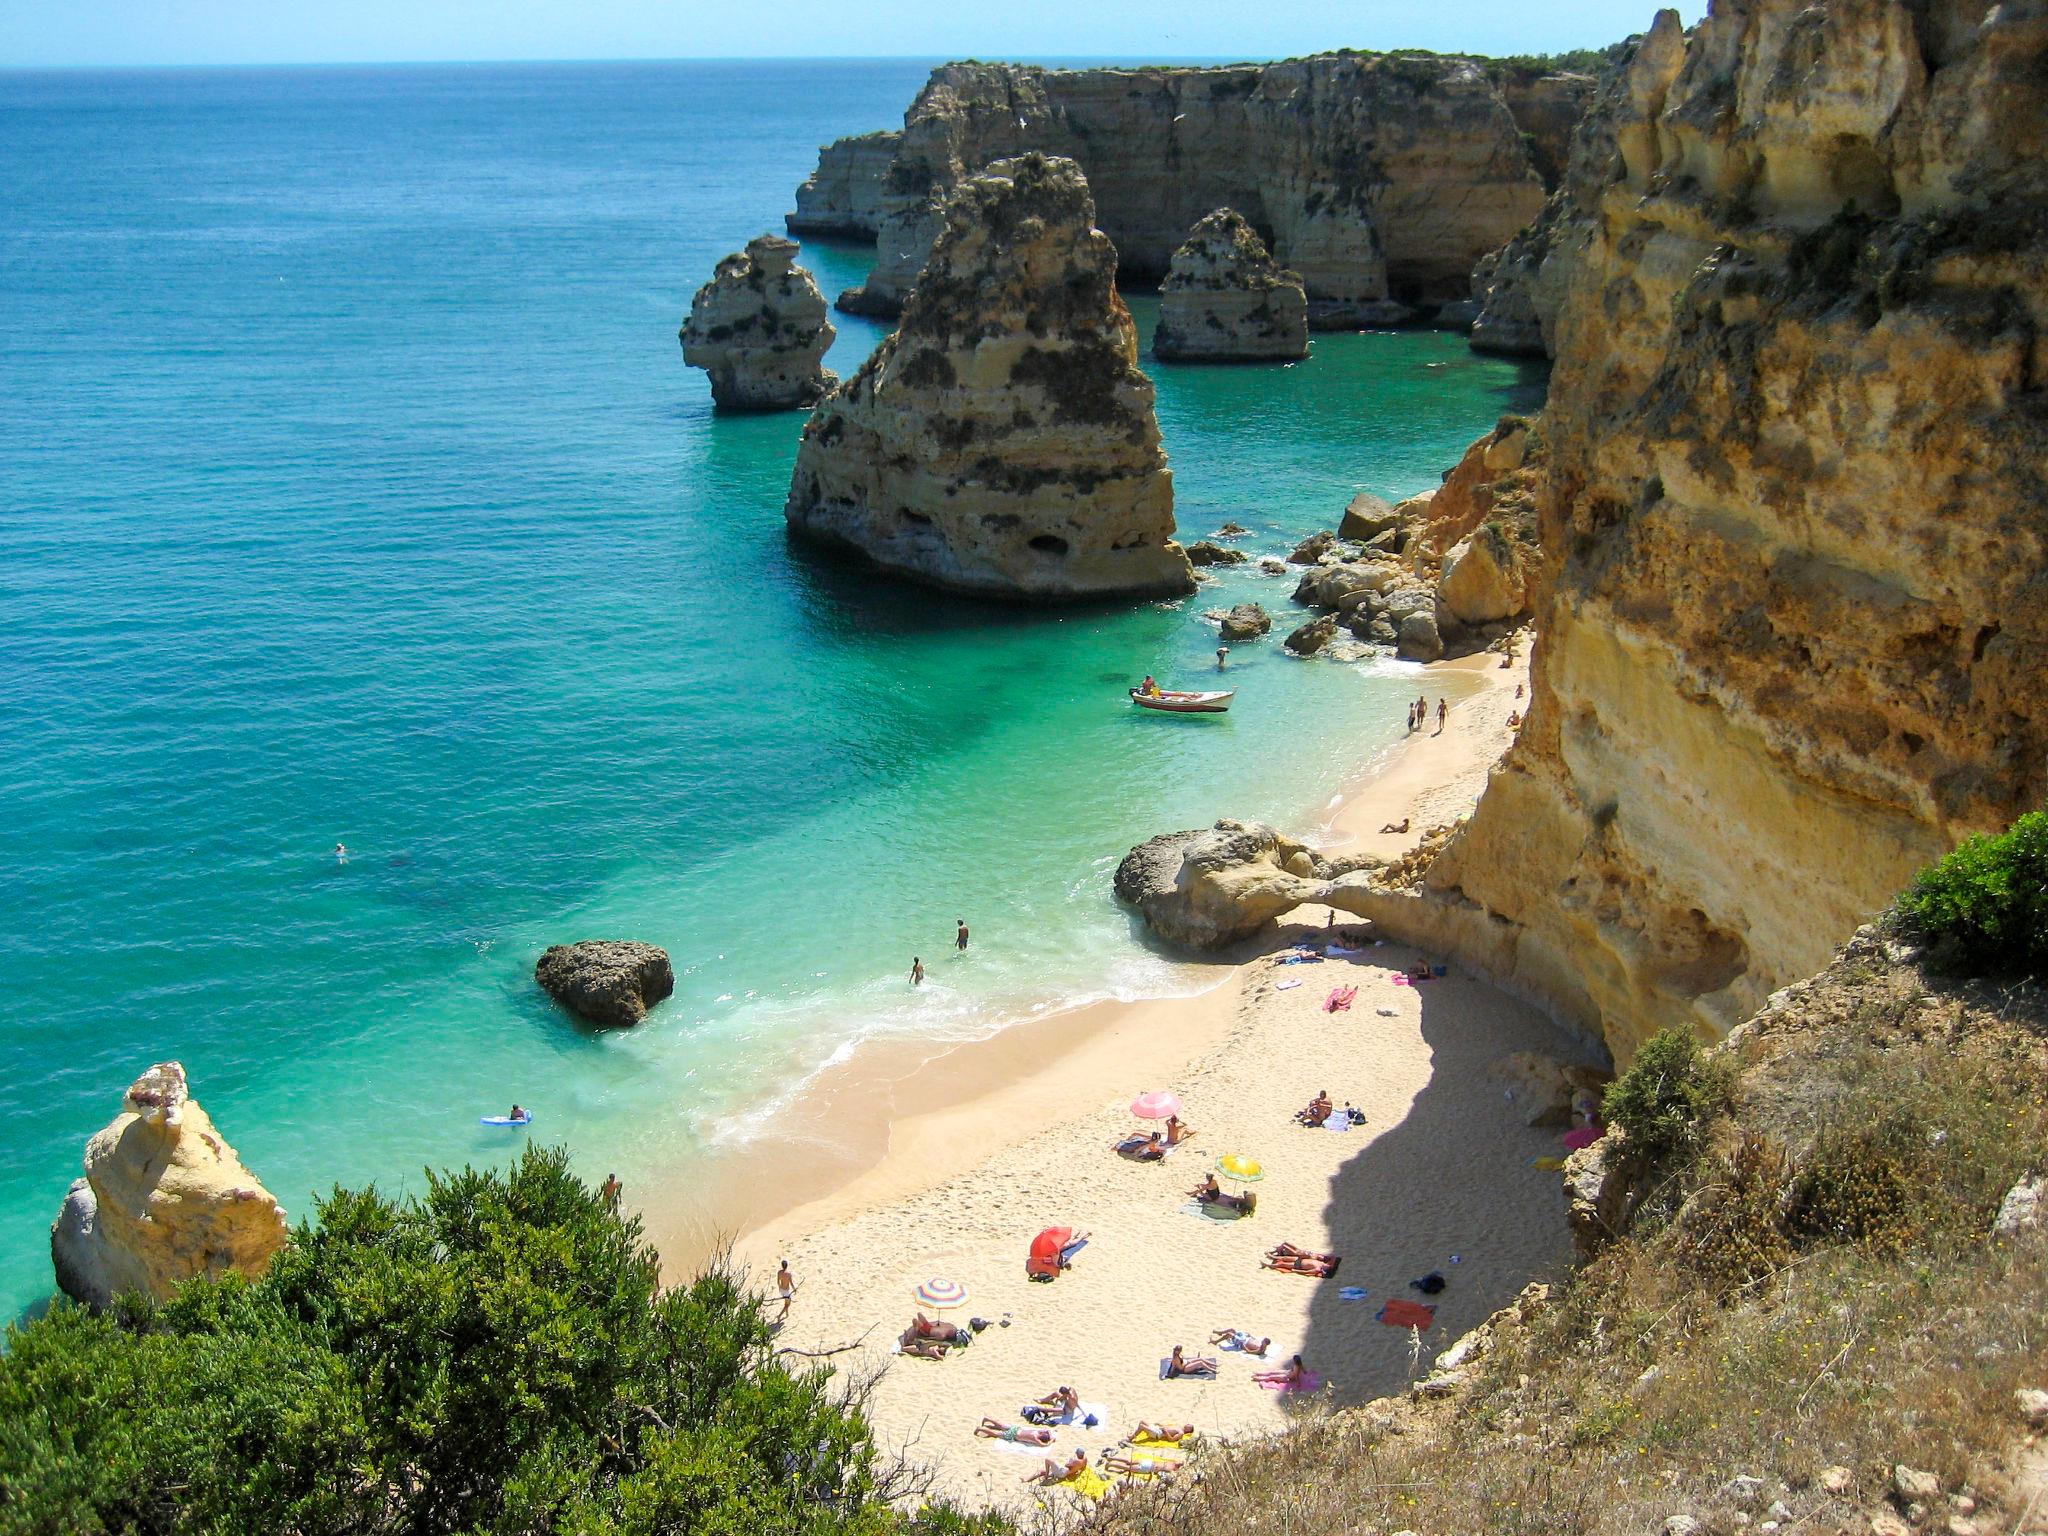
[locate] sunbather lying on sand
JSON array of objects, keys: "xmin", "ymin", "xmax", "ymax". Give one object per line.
[
  {"xmin": 1022, "ymin": 1449, "xmax": 1090, "ymax": 1485},
  {"xmin": 1210, "ymin": 1327, "xmax": 1271, "ymax": 1356},
  {"xmin": 899, "ymin": 1336, "xmax": 949, "ymax": 1359},
  {"xmin": 1269, "ymin": 1242, "xmax": 1337, "ymax": 1262},
  {"xmin": 1379, "ymin": 817, "xmax": 1410, "ymax": 834},
  {"xmin": 1105, "ymin": 1453, "xmax": 1183, "ymax": 1475},
  {"xmin": 1128, "ymin": 1421, "xmax": 1195, "ymax": 1444},
  {"xmin": 1263, "ymin": 1245, "xmax": 1340, "ymax": 1277},
  {"xmin": 1295, "ymin": 1091, "xmax": 1334, "ymax": 1127},
  {"xmin": 1117, "ymin": 1130, "xmax": 1167, "ymax": 1160},
  {"xmin": 911, "ymin": 1312, "xmax": 967, "ymax": 1342},
  {"xmin": 977, "ymin": 1418, "xmax": 1055, "ymax": 1446},
  {"xmin": 1166, "ymin": 1345, "xmax": 1218, "ymax": 1378},
  {"xmin": 1253, "ymin": 1354, "xmax": 1311, "ymax": 1388}
]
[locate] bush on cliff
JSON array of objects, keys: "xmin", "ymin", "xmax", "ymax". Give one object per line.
[
  {"xmin": 1900, "ymin": 809, "xmax": 2048, "ymax": 977},
  {"xmin": 1600, "ymin": 1024, "xmax": 1733, "ymax": 1180},
  {"xmin": 0, "ymin": 1146, "xmax": 992, "ymax": 1536}
]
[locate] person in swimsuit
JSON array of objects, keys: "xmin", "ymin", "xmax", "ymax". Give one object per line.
[
  {"xmin": 600, "ymin": 1173, "xmax": 621, "ymax": 1213},
  {"xmin": 1216, "ymin": 646, "xmax": 1229, "ymax": 669},
  {"xmin": 1166, "ymin": 1345, "xmax": 1218, "ymax": 1378},
  {"xmin": 1254, "ymin": 1354, "xmax": 1310, "ymax": 1388},
  {"xmin": 1210, "ymin": 1327, "xmax": 1271, "ymax": 1356},
  {"xmin": 1437, "ymin": 697, "xmax": 1448, "ymax": 730},
  {"xmin": 977, "ymin": 1418, "xmax": 1054, "ymax": 1445},
  {"xmin": 333, "ymin": 842, "xmax": 347, "ymax": 862},
  {"xmin": 508, "ymin": 1105, "xmax": 527, "ymax": 1123},
  {"xmin": 910, "ymin": 957, "xmax": 925, "ymax": 986},
  {"xmin": 1022, "ymin": 1449, "xmax": 1089, "ymax": 1485},
  {"xmin": 956, "ymin": 919, "xmax": 970, "ymax": 952},
  {"xmin": 1105, "ymin": 1452, "xmax": 1183, "ymax": 1475},
  {"xmin": 1128, "ymin": 1421, "xmax": 1195, "ymax": 1444},
  {"xmin": 776, "ymin": 1259, "xmax": 795, "ymax": 1322}
]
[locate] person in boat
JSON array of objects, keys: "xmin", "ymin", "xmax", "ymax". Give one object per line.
[{"xmin": 1139, "ymin": 675, "xmax": 1162, "ymax": 698}]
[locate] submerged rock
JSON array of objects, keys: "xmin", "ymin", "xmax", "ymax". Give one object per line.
[
  {"xmin": 680, "ymin": 234, "xmax": 838, "ymax": 411},
  {"xmin": 785, "ymin": 154, "xmax": 1192, "ymax": 601},
  {"xmin": 1155, "ymin": 209, "xmax": 1309, "ymax": 363},
  {"xmin": 51, "ymin": 1061, "xmax": 289, "ymax": 1309},
  {"xmin": 535, "ymin": 941, "xmax": 675, "ymax": 1028}
]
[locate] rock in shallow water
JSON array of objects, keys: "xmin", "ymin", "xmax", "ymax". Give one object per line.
[
  {"xmin": 680, "ymin": 234, "xmax": 837, "ymax": 411},
  {"xmin": 1154, "ymin": 209, "xmax": 1309, "ymax": 363},
  {"xmin": 51, "ymin": 1061, "xmax": 289, "ymax": 1309},
  {"xmin": 535, "ymin": 940, "xmax": 675, "ymax": 1028}
]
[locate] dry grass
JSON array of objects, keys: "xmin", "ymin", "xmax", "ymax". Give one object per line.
[{"xmin": 1073, "ymin": 929, "xmax": 2048, "ymax": 1536}]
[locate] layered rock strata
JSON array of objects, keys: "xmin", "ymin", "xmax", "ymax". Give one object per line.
[
  {"xmin": 51, "ymin": 1062, "xmax": 290, "ymax": 1309},
  {"xmin": 784, "ymin": 154, "xmax": 1193, "ymax": 601},
  {"xmin": 1371, "ymin": 0, "xmax": 2048, "ymax": 1059},
  {"xmin": 787, "ymin": 131, "xmax": 901, "ymax": 237},
  {"xmin": 795, "ymin": 56, "xmax": 1557, "ymax": 325},
  {"xmin": 1155, "ymin": 209, "xmax": 1309, "ymax": 362},
  {"xmin": 680, "ymin": 235, "xmax": 837, "ymax": 411},
  {"xmin": 535, "ymin": 941, "xmax": 675, "ymax": 1028}
]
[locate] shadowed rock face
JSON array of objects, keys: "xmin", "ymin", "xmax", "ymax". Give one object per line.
[
  {"xmin": 535, "ymin": 941, "xmax": 675, "ymax": 1028},
  {"xmin": 51, "ymin": 1062, "xmax": 290, "ymax": 1309},
  {"xmin": 794, "ymin": 56, "xmax": 1567, "ymax": 326},
  {"xmin": 1386, "ymin": 0, "xmax": 2048, "ymax": 1060},
  {"xmin": 1155, "ymin": 209, "xmax": 1309, "ymax": 363},
  {"xmin": 784, "ymin": 154, "xmax": 1194, "ymax": 602},
  {"xmin": 680, "ymin": 234, "xmax": 837, "ymax": 411}
]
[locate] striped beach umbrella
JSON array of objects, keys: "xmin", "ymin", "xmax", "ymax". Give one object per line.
[
  {"xmin": 1129, "ymin": 1091, "xmax": 1181, "ymax": 1121},
  {"xmin": 913, "ymin": 1276, "xmax": 968, "ymax": 1311},
  {"xmin": 1216, "ymin": 1153, "xmax": 1265, "ymax": 1185}
]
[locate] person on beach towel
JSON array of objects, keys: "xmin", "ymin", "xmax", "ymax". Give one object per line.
[
  {"xmin": 1325, "ymin": 986, "xmax": 1357, "ymax": 1012},
  {"xmin": 1127, "ymin": 1421, "xmax": 1196, "ymax": 1446},
  {"xmin": 1264, "ymin": 1244, "xmax": 1340, "ymax": 1277},
  {"xmin": 1211, "ymin": 1327, "xmax": 1271, "ymax": 1355},
  {"xmin": 1165, "ymin": 1345, "xmax": 1218, "ymax": 1378},
  {"xmin": 1253, "ymin": 1354, "xmax": 1312, "ymax": 1389},
  {"xmin": 1377, "ymin": 1298, "xmax": 1437, "ymax": 1328},
  {"xmin": 1295, "ymin": 1090, "xmax": 1333, "ymax": 1127},
  {"xmin": 1021, "ymin": 1448, "xmax": 1091, "ymax": 1485},
  {"xmin": 977, "ymin": 1418, "xmax": 1055, "ymax": 1446},
  {"xmin": 1105, "ymin": 1452, "xmax": 1183, "ymax": 1475}
]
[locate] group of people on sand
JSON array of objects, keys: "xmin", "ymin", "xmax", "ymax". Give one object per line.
[
  {"xmin": 1406, "ymin": 695, "xmax": 1448, "ymax": 734},
  {"xmin": 1263, "ymin": 1242, "xmax": 1340, "ymax": 1277},
  {"xmin": 1294, "ymin": 1090, "xmax": 1359, "ymax": 1129},
  {"xmin": 1116, "ymin": 1114, "xmax": 1193, "ymax": 1161},
  {"xmin": 1001, "ymin": 1422, "xmax": 1197, "ymax": 1486},
  {"xmin": 898, "ymin": 1310, "xmax": 973, "ymax": 1359}
]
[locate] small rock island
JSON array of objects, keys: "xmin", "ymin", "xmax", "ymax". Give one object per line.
[
  {"xmin": 680, "ymin": 234, "xmax": 838, "ymax": 411},
  {"xmin": 1155, "ymin": 209, "xmax": 1309, "ymax": 363},
  {"xmin": 784, "ymin": 153, "xmax": 1194, "ymax": 602}
]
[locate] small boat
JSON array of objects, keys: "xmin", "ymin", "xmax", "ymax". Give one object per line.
[{"xmin": 1130, "ymin": 687, "xmax": 1235, "ymax": 714}]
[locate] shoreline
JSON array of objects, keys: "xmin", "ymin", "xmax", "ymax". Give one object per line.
[{"xmin": 645, "ymin": 645, "xmax": 1530, "ymax": 1288}]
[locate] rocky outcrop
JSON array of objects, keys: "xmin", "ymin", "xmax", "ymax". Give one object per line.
[
  {"xmin": 1186, "ymin": 540, "xmax": 1248, "ymax": 567},
  {"xmin": 787, "ymin": 130, "xmax": 901, "ymax": 237},
  {"xmin": 1219, "ymin": 602, "xmax": 1272, "ymax": 641},
  {"xmin": 1437, "ymin": 523, "xmax": 1524, "ymax": 625},
  {"xmin": 1155, "ymin": 209, "xmax": 1309, "ymax": 362},
  {"xmin": 794, "ymin": 55, "xmax": 1555, "ymax": 324},
  {"xmin": 535, "ymin": 941, "xmax": 675, "ymax": 1028},
  {"xmin": 1371, "ymin": 0, "xmax": 2048, "ymax": 1060},
  {"xmin": 1337, "ymin": 490, "xmax": 1401, "ymax": 544},
  {"xmin": 784, "ymin": 155, "xmax": 1193, "ymax": 602},
  {"xmin": 1115, "ymin": 820, "xmax": 1345, "ymax": 951},
  {"xmin": 51, "ymin": 1062, "xmax": 289, "ymax": 1309},
  {"xmin": 680, "ymin": 235, "xmax": 838, "ymax": 411}
]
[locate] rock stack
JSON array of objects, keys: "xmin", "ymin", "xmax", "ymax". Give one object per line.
[
  {"xmin": 50, "ymin": 1061, "xmax": 289, "ymax": 1309},
  {"xmin": 680, "ymin": 234, "xmax": 837, "ymax": 411},
  {"xmin": 535, "ymin": 940, "xmax": 675, "ymax": 1028},
  {"xmin": 785, "ymin": 154, "xmax": 1194, "ymax": 601},
  {"xmin": 1154, "ymin": 210, "xmax": 1309, "ymax": 363}
]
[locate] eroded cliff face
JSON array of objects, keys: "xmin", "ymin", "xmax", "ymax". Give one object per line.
[
  {"xmin": 784, "ymin": 154, "xmax": 1192, "ymax": 601},
  {"xmin": 50, "ymin": 1061, "xmax": 289, "ymax": 1308},
  {"xmin": 1383, "ymin": 0, "xmax": 2048, "ymax": 1060},
  {"xmin": 795, "ymin": 55, "xmax": 1557, "ymax": 326},
  {"xmin": 679, "ymin": 234, "xmax": 837, "ymax": 411},
  {"xmin": 1155, "ymin": 208, "xmax": 1309, "ymax": 363}
]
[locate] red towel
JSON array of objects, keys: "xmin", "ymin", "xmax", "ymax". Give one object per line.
[
  {"xmin": 1324, "ymin": 986, "xmax": 1357, "ymax": 1012},
  {"xmin": 1377, "ymin": 1299, "xmax": 1436, "ymax": 1329}
]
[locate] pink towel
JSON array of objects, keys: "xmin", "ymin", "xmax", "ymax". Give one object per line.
[
  {"xmin": 1257, "ymin": 1371, "xmax": 1323, "ymax": 1393},
  {"xmin": 1561, "ymin": 1125, "xmax": 1605, "ymax": 1152},
  {"xmin": 1324, "ymin": 987, "xmax": 1356, "ymax": 1012}
]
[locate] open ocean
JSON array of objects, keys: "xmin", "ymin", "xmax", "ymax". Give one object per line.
[{"xmin": 0, "ymin": 59, "xmax": 1544, "ymax": 1320}]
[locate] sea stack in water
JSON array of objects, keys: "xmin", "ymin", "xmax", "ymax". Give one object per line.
[
  {"xmin": 1155, "ymin": 210, "xmax": 1308, "ymax": 362},
  {"xmin": 535, "ymin": 940, "xmax": 674, "ymax": 1028},
  {"xmin": 680, "ymin": 234, "xmax": 837, "ymax": 411},
  {"xmin": 785, "ymin": 154, "xmax": 1192, "ymax": 601},
  {"xmin": 50, "ymin": 1061, "xmax": 289, "ymax": 1309}
]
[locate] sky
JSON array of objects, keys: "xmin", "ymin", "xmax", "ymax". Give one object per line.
[{"xmin": 0, "ymin": 0, "xmax": 1703, "ymax": 70}]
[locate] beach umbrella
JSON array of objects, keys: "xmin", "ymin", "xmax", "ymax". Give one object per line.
[
  {"xmin": 1129, "ymin": 1090, "xmax": 1181, "ymax": 1121},
  {"xmin": 1216, "ymin": 1153, "xmax": 1265, "ymax": 1186},
  {"xmin": 913, "ymin": 1276, "xmax": 969, "ymax": 1312}
]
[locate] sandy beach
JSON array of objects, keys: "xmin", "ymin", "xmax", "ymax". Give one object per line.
[{"xmin": 666, "ymin": 649, "xmax": 1595, "ymax": 1516}]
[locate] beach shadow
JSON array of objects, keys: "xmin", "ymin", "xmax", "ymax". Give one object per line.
[{"xmin": 1272, "ymin": 921, "xmax": 1607, "ymax": 1416}]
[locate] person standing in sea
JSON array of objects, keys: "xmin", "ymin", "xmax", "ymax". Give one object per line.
[
  {"xmin": 910, "ymin": 957, "xmax": 925, "ymax": 987},
  {"xmin": 956, "ymin": 919, "xmax": 970, "ymax": 953}
]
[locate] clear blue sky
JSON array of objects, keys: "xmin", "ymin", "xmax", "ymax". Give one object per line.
[{"xmin": 1, "ymin": 0, "xmax": 1701, "ymax": 69}]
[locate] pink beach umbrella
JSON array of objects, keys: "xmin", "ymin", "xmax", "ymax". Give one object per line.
[{"xmin": 1129, "ymin": 1090, "xmax": 1182, "ymax": 1122}]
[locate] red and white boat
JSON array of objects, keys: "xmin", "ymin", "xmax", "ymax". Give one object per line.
[{"xmin": 1129, "ymin": 687, "xmax": 1235, "ymax": 714}]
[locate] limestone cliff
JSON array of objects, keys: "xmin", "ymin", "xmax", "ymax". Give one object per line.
[
  {"xmin": 1155, "ymin": 209, "xmax": 1309, "ymax": 363},
  {"xmin": 787, "ymin": 130, "xmax": 901, "ymax": 238},
  {"xmin": 679, "ymin": 234, "xmax": 837, "ymax": 411},
  {"xmin": 50, "ymin": 1061, "xmax": 289, "ymax": 1309},
  {"xmin": 784, "ymin": 154, "xmax": 1193, "ymax": 601},
  {"xmin": 794, "ymin": 55, "xmax": 1554, "ymax": 326},
  {"xmin": 1375, "ymin": 0, "xmax": 2048, "ymax": 1059}
]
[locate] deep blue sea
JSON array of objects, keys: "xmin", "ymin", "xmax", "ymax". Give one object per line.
[{"xmin": 0, "ymin": 60, "xmax": 1544, "ymax": 1320}]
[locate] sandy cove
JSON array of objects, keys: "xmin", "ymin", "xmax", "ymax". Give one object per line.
[{"xmin": 689, "ymin": 650, "xmax": 1598, "ymax": 1517}]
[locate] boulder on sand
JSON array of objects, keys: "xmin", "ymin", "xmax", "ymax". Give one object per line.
[
  {"xmin": 1114, "ymin": 819, "xmax": 1330, "ymax": 951},
  {"xmin": 536, "ymin": 941, "xmax": 675, "ymax": 1028}
]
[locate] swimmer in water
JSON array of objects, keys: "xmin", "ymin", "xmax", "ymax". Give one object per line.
[{"xmin": 334, "ymin": 842, "xmax": 347, "ymax": 862}]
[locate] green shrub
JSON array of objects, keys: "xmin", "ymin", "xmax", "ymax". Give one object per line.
[
  {"xmin": 0, "ymin": 1146, "xmax": 977, "ymax": 1536},
  {"xmin": 1899, "ymin": 811, "xmax": 2048, "ymax": 976},
  {"xmin": 1603, "ymin": 1026, "xmax": 1734, "ymax": 1177}
]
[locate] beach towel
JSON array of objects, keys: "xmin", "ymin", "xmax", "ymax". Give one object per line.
[
  {"xmin": 1048, "ymin": 1467, "xmax": 1115, "ymax": 1499},
  {"xmin": 1531, "ymin": 1155, "xmax": 1568, "ymax": 1171},
  {"xmin": 1323, "ymin": 1110, "xmax": 1355, "ymax": 1132},
  {"xmin": 1325, "ymin": 942, "xmax": 1365, "ymax": 956},
  {"xmin": 1130, "ymin": 1431, "xmax": 1194, "ymax": 1450},
  {"xmin": 986, "ymin": 1435, "xmax": 1062, "ymax": 1459},
  {"xmin": 1324, "ymin": 986, "xmax": 1357, "ymax": 1012},
  {"xmin": 1257, "ymin": 1371, "xmax": 1323, "ymax": 1394},
  {"xmin": 1561, "ymin": 1125, "xmax": 1605, "ymax": 1152},
  {"xmin": 1159, "ymin": 1357, "xmax": 1219, "ymax": 1381},
  {"xmin": 1279, "ymin": 951, "xmax": 1324, "ymax": 965},
  {"xmin": 1336, "ymin": 1286, "xmax": 1369, "ymax": 1302},
  {"xmin": 1391, "ymin": 972, "xmax": 1435, "ymax": 987},
  {"xmin": 1021, "ymin": 1400, "xmax": 1108, "ymax": 1429},
  {"xmin": 1274, "ymin": 978, "xmax": 1303, "ymax": 992},
  {"xmin": 1376, "ymin": 1299, "xmax": 1437, "ymax": 1329}
]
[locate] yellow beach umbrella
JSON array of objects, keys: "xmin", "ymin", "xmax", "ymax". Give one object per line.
[{"xmin": 1216, "ymin": 1153, "xmax": 1265, "ymax": 1185}]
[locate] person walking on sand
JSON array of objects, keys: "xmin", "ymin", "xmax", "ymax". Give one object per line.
[
  {"xmin": 1436, "ymin": 698, "xmax": 1448, "ymax": 732},
  {"xmin": 910, "ymin": 957, "xmax": 925, "ymax": 987},
  {"xmin": 776, "ymin": 1259, "xmax": 795, "ymax": 1322},
  {"xmin": 956, "ymin": 919, "xmax": 970, "ymax": 953}
]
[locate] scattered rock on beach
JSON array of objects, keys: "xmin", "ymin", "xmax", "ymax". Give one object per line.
[
  {"xmin": 535, "ymin": 941, "xmax": 675, "ymax": 1028},
  {"xmin": 1338, "ymin": 490, "xmax": 1402, "ymax": 543}
]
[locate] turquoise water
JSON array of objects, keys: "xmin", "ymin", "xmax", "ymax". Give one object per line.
[{"xmin": 0, "ymin": 61, "xmax": 1544, "ymax": 1320}]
